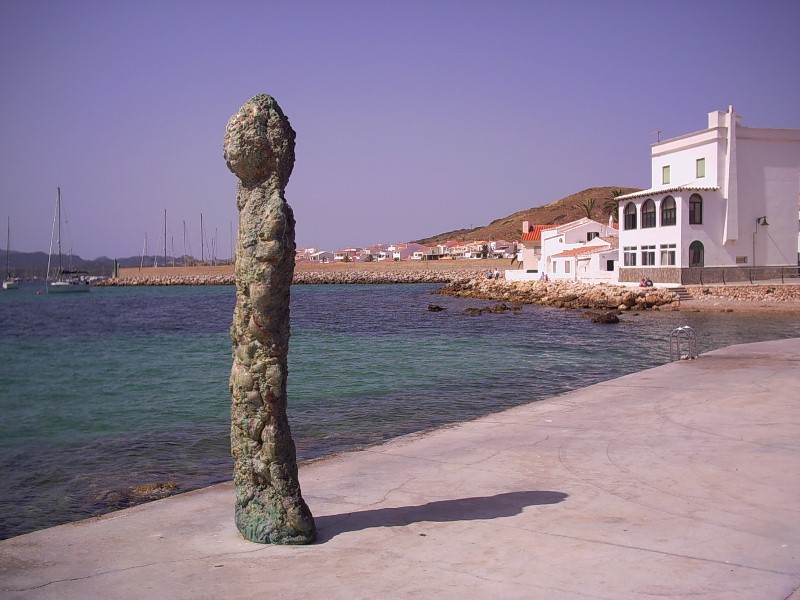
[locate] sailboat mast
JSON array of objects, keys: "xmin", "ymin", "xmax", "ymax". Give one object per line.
[
  {"xmin": 164, "ymin": 209, "xmax": 167, "ymax": 267},
  {"xmin": 57, "ymin": 187, "xmax": 63, "ymax": 274},
  {"xmin": 200, "ymin": 213, "xmax": 204, "ymax": 264},
  {"xmin": 213, "ymin": 227, "xmax": 218, "ymax": 265},
  {"xmin": 5, "ymin": 217, "xmax": 10, "ymax": 278}
]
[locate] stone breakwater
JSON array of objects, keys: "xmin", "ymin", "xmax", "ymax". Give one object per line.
[
  {"xmin": 97, "ymin": 274, "xmax": 236, "ymax": 286},
  {"xmin": 435, "ymin": 279, "xmax": 680, "ymax": 311},
  {"xmin": 294, "ymin": 268, "xmax": 484, "ymax": 284},
  {"xmin": 96, "ymin": 268, "xmax": 492, "ymax": 286}
]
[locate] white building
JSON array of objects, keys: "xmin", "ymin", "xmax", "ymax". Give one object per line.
[
  {"xmin": 309, "ymin": 250, "xmax": 334, "ymax": 263},
  {"xmin": 616, "ymin": 106, "xmax": 800, "ymax": 284},
  {"xmin": 542, "ymin": 218, "xmax": 618, "ymax": 281},
  {"xmin": 506, "ymin": 218, "xmax": 618, "ymax": 281},
  {"xmin": 551, "ymin": 238, "xmax": 619, "ymax": 284}
]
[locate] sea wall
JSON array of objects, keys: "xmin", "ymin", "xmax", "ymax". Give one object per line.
[
  {"xmin": 435, "ymin": 279, "xmax": 680, "ymax": 311},
  {"xmin": 97, "ymin": 265, "xmax": 498, "ymax": 286}
]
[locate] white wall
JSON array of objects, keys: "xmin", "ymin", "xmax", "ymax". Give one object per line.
[
  {"xmin": 736, "ymin": 134, "xmax": 800, "ymax": 266},
  {"xmin": 652, "ymin": 135, "xmax": 721, "ymax": 189}
]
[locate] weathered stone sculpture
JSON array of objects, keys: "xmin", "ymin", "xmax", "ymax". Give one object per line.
[{"xmin": 224, "ymin": 94, "xmax": 316, "ymax": 544}]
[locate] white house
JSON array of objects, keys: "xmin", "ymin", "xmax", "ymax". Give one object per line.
[
  {"xmin": 514, "ymin": 222, "xmax": 545, "ymax": 274},
  {"xmin": 550, "ymin": 238, "xmax": 620, "ymax": 283},
  {"xmin": 391, "ymin": 242, "xmax": 425, "ymax": 261},
  {"xmin": 309, "ymin": 250, "xmax": 334, "ymax": 263},
  {"xmin": 542, "ymin": 218, "xmax": 618, "ymax": 281},
  {"xmin": 506, "ymin": 218, "xmax": 618, "ymax": 281},
  {"xmin": 333, "ymin": 247, "xmax": 363, "ymax": 261},
  {"xmin": 616, "ymin": 106, "xmax": 800, "ymax": 284}
]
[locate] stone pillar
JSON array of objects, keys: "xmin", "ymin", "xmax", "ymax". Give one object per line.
[{"xmin": 223, "ymin": 94, "xmax": 316, "ymax": 544}]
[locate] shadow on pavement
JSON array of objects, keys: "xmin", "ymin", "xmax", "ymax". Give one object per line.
[{"xmin": 315, "ymin": 490, "xmax": 567, "ymax": 542}]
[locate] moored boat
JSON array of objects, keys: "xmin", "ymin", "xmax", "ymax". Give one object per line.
[
  {"xmin": 46, "ymin": 187, "xmax": 90, "ymax": 293},
  {"xmin": 3, "ymin": 217, "xmax": 18, "ymax": 290}
]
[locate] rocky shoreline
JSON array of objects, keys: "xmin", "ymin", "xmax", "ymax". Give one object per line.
[
  {"xmin": 434, "ymin": 279, "xmax": 680, "ymax": 311},
  {"xmin": 687, "ymin": 284, "xmax": 800, "ymax": 303}
]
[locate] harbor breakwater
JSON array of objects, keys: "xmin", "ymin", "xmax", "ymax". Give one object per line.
[{"xmin": 97, "ymin": 263, "xmax": 504, "ymax": 286}]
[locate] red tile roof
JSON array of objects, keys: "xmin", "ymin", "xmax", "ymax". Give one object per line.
[{"xmin": 521, "ymin": 225, "xmax": 546, "ymax": 242}]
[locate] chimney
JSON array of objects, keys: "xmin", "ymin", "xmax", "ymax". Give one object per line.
[{"xmin": 522, "ymin": 220, "xmax": 530, "ymax": 233}]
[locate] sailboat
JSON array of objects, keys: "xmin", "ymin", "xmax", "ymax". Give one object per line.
[
  {"xmin": 3, "ymin": 217, "xmax": 18, "ymax": 290},
  {"xmin": 46, "ymin": 187, "xmax": 90, "ymax": 293}
]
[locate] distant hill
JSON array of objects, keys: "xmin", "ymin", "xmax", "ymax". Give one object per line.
[
  {"xmin": 413, "ymin": 186, "xmax": 640, "ymax": 246},
  {"xmin": 1, "ymin": 251, "xmax": 227, "ymax": 279}
]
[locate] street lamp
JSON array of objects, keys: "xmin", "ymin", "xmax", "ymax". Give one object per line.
[{"xmin": 752, "ymin": 216, "xmax": 769, "ymax": 267}]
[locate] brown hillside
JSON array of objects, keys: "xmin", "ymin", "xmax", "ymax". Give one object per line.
[{"xmin": 413, "ymin": 186, "xmax": 640, "ymax": 245}]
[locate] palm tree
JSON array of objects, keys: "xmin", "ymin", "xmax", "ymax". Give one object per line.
[
  {"xmin": 577, "ymin": 198, "xmax": 595, "ymax": 219},
  {"xmin": 603, "ymin": 189, "xmax": 625, "ymax": 223}
]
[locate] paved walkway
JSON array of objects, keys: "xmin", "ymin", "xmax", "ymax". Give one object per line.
[{"xmin": 2, "ymin": 339, "xmax": 799, "ymax": 599}]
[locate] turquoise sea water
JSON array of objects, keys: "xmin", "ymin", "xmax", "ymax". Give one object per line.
[{"xmin": 1, "ymin": 282, "xmax": 799, "ymax": 539}]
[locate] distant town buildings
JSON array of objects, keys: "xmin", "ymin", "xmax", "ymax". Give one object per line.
[
  {"xmin": 296, "ymin": 240, "xmax": 517, "ymax": 264},
  {"xmin": 298, "ymin": 106, "xmax": 800, "ymax": 289}
]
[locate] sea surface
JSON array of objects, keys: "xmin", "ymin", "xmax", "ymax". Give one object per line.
[{"xmin": 1, "ymin": 282, "xmax": 799, "ymax": 540}]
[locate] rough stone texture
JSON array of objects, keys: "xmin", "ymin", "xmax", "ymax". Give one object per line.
[
  {"xmin": 582, "ymin": 310, "xmax": 621, "ymax": 324},
  {"xmin": 224, "ymin": 94, "xmax": 315, "ymax": 544},
  {"xmin": 690, "ymin": 284, "xmax": 800, "ymax": 303},
  {"xmin": 435, "ymin": 278, "xmax": 680, "ymax": 311}
]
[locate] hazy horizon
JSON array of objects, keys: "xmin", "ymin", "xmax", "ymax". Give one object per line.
[{"xmin": 2, "ymin": 0, "xmax": 798, "ymax": 260}]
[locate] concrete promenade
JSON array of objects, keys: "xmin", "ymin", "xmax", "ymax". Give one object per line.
[{"xmin": 2, "ymin": 338, "xmax": 799, "ymax": 599}]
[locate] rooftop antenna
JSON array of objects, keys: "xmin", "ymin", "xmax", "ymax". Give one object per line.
[{"xmin": 651, "ymin": 130, "xmax": 661, "ymax": 142}]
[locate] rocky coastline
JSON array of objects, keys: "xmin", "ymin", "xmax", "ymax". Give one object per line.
[
  {"xmin": 434, "ymin": 279, "xmax": 680, "ymax": 311},
  {"xmin": 688, "ymin": 284, "xmax": 800, "ymax": 303}
]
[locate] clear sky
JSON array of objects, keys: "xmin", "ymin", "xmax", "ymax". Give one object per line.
[{"xmin": 1, "ymin": 0, "xmax": 798, "ymax": 260}]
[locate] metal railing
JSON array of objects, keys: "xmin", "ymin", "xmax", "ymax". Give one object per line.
[
  {"xmin": 683, "ymin": 266, "xmax": 800, "ymax": 285},
  {"xmin": 669, "ymin": 326, "xmax": 698, "ymax": 361}
]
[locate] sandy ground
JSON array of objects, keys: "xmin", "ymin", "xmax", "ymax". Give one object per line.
[{"xmin": 677, "ymin": 297, "xmax": 800, "ymax": 314}]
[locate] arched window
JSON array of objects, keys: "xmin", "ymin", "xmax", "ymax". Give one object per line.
[
  {"xmin": 661, "ymin": 196, "xmax": 676, "ymax": 226},
  {"xmin": 689, "ymin": 194, "xmax": 703, "ymax": 224},
  {"xmin": 641, "ymin": 199, "xmax": 656, "ymax": 228},
  {"xmin": 689, "ymin": 241, "xmax": 704, "ymax": 267},
  {"xmin": 624, "ymin": 202, "xmax": 637, "ymax": 230}
]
